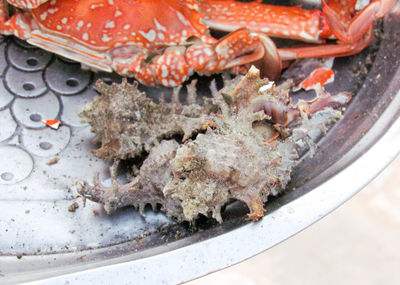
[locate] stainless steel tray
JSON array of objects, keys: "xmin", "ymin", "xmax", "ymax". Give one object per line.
[{"xmin": 0, "ymin": 2, "xmax": 400, "ymax": 284}]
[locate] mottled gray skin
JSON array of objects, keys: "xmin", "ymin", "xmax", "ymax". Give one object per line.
[
  {"xmin": 79, "ymin": 67, "xmax": 347, "ymax": 223},
  {"xmin": 80, "ymin": 79, "xmax": 215, "ymax": 160},
  {"xmin": 79, "ymin": 140, "xmax": 184, "ymax": 219}
]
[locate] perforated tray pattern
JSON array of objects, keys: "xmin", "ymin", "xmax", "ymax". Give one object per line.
[{"xmin": 0, "ymin": 37, "xmax": 171, "ymax": 256}]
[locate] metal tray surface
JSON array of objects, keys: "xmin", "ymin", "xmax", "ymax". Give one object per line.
[{"xmin": 0, "ymin": 2, "xmax": 400, "ymax": 284}]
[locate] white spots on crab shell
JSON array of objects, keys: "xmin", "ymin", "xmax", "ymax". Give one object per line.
[
  {"xmin": 102, "ymin": 34, "xmax": 113, "ymax": 42},
  {"xmin": 123, "ymin": 24, "xmax": 131, "ymax": 30},
  {"xmin": 61, "ymin": 17, "xmax": 68, "ymax": 24},
  {"xmin": 155, "ymin": 53, "xmax": 188, "ymax": 86},
  {"xmin": 187, "ymin": 3, "xmax": 199, "ymax": 11},
  {"xmin": 40, "ymin": 12, "xmax": 48, "ymax": 21},
  {"xmin": 153, "ymin": 19, "xmax": 167, "ymax": 32},
  {"xmin": 204, "ymin": 1, "xmax": 325, "ymax": 40},
  {"xmin": 219, "ymin": 59, "xmax": 227, "ymax": 68},
  {"xmin": 75, "ymin": 20, "xmax": 84, "ymax": 31},
  {"xmin": 283, "ymin": 18, "xmax": 291, "ymax": 25},
  {"xmin": 161, "ymin": 79, "xmax": 168, "ymax": 86},
  {"xmin": 82, "ymin": 33, "xmax": 89, "ymax": 41},
  {"xmin": 107, "ymin": 0, "xmax": 114, "ymax": 5},
  {"xmin": 215, "ymin": 44, "xmax": 230, "ymax": 59},
  {"xmin": 176, "ymin": 11, "xmax": 191, "ymax": 26},
  {"xmin": 299, "ymin": 31, "xmax": 317, "ymax": 42},
  {"xmin": 190, "ymin": 49, "xmax": 203, "ymax": 57},
  {"xmin": 47, "ymin": 8, "xmax": 59, "ymax": 14},
  {"xmin": 192, "ymin": 47, "xmax": 214, "ymax": 60},
  {"xmin": 90, "ymin": 3, "xmax": 105, "ymax": 10},
  {"xmin": 56, "ymin": 25, "xmax": 62, "ymax": 30},
  {"xmin": 198, "ymin": 56, "xmax": 206, "ymax": 66},
  {"xmin": 87, "ymin": 23, "xmax": 92, "ymax": 28},
  {"xmin": 161, "ymin": 65, "xmax": 169, "ymax": 78},
  {"xmin": 105, "ymin": 21, "xmax": 115, "ymax": 29},
  {"xmin": 158, "ymin": 33, "xmax": 165, "ymax": 40},
  {"xmin": 139, "ymin": 30, "xmax": 157, "ymax": 42},
  {"xmin": 261, "ymin": 27, "xmax": 271, "ymax": 33},
  {"xmin": 165, "ymin": 77, "xmax": 177, "ymax": 86},
  {"xmin": 202, "ymin": 47, "xmax": 213, "ymax": 57},
  {"xmin": 114, "ymin": 9, "xmax": 123, "ymax": 17},
  {"xmin": 309, "ymin": 26, "xmax": 317, "ymax": 35},
  {"xmin": 125, "ymin": 33, "xmax": 144, "ymax": 47}
]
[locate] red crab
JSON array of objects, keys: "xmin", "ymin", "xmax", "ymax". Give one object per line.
[{"xmin": 0, "ymin": 0, "xmax": 396, "ymax": 87}]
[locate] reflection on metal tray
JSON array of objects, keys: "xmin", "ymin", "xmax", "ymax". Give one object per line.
[{"xmin": 0, "ymin": 3, "xmax": 400, "ymax": 284}]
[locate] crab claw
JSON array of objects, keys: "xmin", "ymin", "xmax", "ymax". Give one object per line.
[
  {"xmin": 185, "ymin": 28, "xmax": 281, "ymax": 81},
  {"xmin": 322, "ymin": 0, "xmax": 397, "ymax": 44},
  {"xmin": 112, "ymin": 48, "xmax": 189, "ymax": 87}
]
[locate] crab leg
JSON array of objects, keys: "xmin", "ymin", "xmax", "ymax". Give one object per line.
[
  {"xmin": 112, "ymin": 48, "xmax": 190, "ymax": 87},
  {"xmin": 0, "ymin": 2, "xmax": 31, "ymax": 38},
  {"xmin": 186, "ymin": 28, "xmax": 282, "ymax": 81},
  {"xmin": 321, "ymin": 0, "xmax": 397, "ymax": 44},
  {"xmin": 279, "ymin": 25, "xmax": 374, "ymax": 60},
  {"xmin": 114, "ymin": 28, "xmax": 281, "ymax": 86},
  {"xmin": 200, "ymin": 0, "xmax": 396, "ymax": 59},
  {"xmin": 280, "ymin": 0, "xmax": 394, "ymax": 59},
  {"xmin": 200, "ymin": 0, "xmax": 330, "ymax": 43}
]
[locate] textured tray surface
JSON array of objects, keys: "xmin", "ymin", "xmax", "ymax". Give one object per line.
[{"xmin": 0, "ymin": 37, "xmax": 172, "ymax": 256}]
